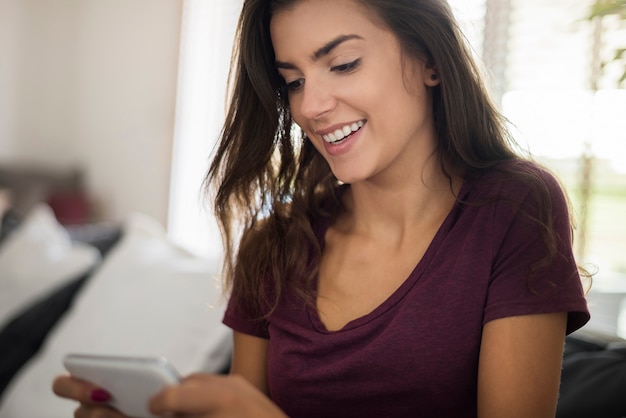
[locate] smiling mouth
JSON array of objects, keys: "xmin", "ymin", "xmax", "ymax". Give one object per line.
[{"xmin": 322, "ymin": 120, "xmax": 365, "ymax": 144}]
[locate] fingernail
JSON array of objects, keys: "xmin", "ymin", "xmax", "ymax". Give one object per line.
[{"xmin": 90, "ymin": 389, "xmax": 111, "ymax": 402}]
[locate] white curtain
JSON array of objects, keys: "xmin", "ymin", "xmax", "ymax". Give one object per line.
[{"xmin": 167, "ymin": 0, "xmax": 243, "ymax": 259}]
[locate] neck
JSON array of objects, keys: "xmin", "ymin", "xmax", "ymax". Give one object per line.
[{"xmin": 339, "ymin": 159, "xmax": 461, "ymax": 240}]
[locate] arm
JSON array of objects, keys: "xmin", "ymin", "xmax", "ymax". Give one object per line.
[
  {"xmin": 477, "ymin": 312, "xmax": 567, "ymax": 418},
  {"xmin": 230, "ymin": 331, "xmax": 270, "ymax": 395}
]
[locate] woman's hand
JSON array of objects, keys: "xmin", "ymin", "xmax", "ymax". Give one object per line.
[
  {"xmin": 149, "ymin": 373, "xmax": 288, "ymax": 418},
  {"xmin": 52, "ymin": 375, "xmax": 127, "ymax": 418},
  {"xmin": 53, "ymin": 371, "xmax": 286, "ymax": 418}
]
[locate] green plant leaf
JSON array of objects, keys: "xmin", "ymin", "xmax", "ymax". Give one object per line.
[{"xmin": 588, "ymin": 0, "xmax": 626, "ymax": 18}]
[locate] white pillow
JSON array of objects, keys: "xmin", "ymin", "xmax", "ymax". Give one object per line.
[
  {"xmin": 0, "ymin": 212, "xmax": 231, "ymax": 418},
  {"xmin": 0, "ymin": 204, "xmax": 101, "ymax": 328}
]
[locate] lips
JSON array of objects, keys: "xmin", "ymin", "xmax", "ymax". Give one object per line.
[{"xmin": 321, "ymin": 120, "xmax": 365, "ymax": 143}]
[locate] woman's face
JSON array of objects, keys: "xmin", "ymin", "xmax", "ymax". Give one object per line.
[{"xmin": 270, "ymin": 0, "xmax": 440, "ymax": 185}]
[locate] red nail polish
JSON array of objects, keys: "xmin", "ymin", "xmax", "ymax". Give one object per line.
[{"xmin": 90, "ymin": 389, "xmax": 111, "ymax": 402}]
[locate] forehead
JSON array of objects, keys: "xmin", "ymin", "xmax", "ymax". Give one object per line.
[{"xmin": 269, "ymin": 0, "xmax": 390, "ymax": 58}]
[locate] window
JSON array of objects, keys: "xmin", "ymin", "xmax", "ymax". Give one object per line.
[{"xmin": 452, "ymin": 0, "xmax": 626, "ymax": 336}]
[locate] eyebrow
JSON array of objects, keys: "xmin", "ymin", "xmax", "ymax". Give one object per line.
[{"xmin": 275, "ymin": 34, "xmax": 364, "ymax": 70}]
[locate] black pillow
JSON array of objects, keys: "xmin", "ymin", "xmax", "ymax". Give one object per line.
[
  {"xmin": 0, "ymin": 273, "xmax": 91, "ymax": 397},
  {"xmin": 557, "ymin": 335, "xmax": 626, "ymax": 418}
]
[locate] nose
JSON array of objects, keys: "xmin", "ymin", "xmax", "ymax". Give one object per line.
[{"xmin": 298, "ymin": 77, "xmax": 336, "ymax": 120}]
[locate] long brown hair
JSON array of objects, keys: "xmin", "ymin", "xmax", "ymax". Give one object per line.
[{"xmin": 205, "ymin": 0, "xmax": 571, "ymax": 316}]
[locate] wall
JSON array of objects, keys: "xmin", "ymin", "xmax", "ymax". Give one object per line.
[
  {"xmin": 0, "ymin": 0, "xmax": 183, "ymax": 226},
  {"xmin": 0, "ymin": 0, "xmax": 20, "ymax": 151}
]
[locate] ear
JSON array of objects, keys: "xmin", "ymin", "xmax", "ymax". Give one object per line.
[
  {"xmin": 419, "ymin": 55, "xmax": 440, "ymax": 86},
  {"xmin": 424, "ymin": 68, "xmax": 440, "ymax": 87}
]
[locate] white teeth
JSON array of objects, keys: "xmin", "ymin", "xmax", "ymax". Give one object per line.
[{"xmin": 322, "ymin": 120, "xmax": 365, "ymax": 143}]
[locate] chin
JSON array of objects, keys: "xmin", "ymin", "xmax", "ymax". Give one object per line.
[
  {"xmin": 331, "ymin": 170, "xmax": 365, "ymax": 186},
  {"xmin": 327, "ymin": 160, "xmax": 375, "ymax": 185}
]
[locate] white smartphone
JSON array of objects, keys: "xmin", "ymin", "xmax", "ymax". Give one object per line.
[{"xmin": 63, "ymin": 353, "xmax": 181, "ymax": 418}]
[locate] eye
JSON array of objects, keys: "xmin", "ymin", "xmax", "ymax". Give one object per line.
[
  {"xmin": 285, "ymin": 78, "xmax": 304, "ymax": 92},
  {"xmin": 331, "ymin": 59, "xmax": 361, "ymax": 74}
]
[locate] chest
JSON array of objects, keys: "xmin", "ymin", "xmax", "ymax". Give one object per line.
[
  {"xmin": 316, "ymin": 226, "xmax": 437, "ymax": 331},
  {"xmin": 263, "ymin": 205, "xmax": 501, "ymax": 417},
  {"xmin": 265, "ymin": 261, "xmax": 488, "ymax": 418}
]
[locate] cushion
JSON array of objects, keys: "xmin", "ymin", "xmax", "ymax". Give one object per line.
[
  {"xmin": 0, "ymin": 221, "xmax": 122, "ymax": 398},
  {"xmin": 0, "ymin": 204, "xmax": 101, "ymax": 328},
  {"xmin": 0, "ymin": 274, "xmax": 90, "ymax": 397},
  {"xmin": 0, "ymin": 213, "xmax": 232, "ymax": 417},
  {"xmin": 557, "ymin": 335, "xmax": 626, "ymax": 418}
]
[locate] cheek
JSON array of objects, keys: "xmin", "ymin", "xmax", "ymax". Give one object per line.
[
  {"xmin": 287, "ymin": 97, "xmax": 306, "ymax": 128},
  {"xmin": 287, "ymin": 107, "xmax": 319, "ymax": 149},
  {"xmin": 307, "ymin": 137, "xmax": 326, "ymax": 157}
]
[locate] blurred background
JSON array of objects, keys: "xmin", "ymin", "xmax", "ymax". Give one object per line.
[{"xmin": 1, "ymin": 0, "xmax": 625, "ymax": 335}]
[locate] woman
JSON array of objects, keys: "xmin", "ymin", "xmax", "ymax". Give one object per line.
[{"xmin": 53, "ymin": 0, "xmax": 590, "ymax": 417}]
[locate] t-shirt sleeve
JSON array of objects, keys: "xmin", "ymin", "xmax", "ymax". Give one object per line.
[
  {"xmin": 483, "ymin": 170, "xmax": 590, "ymax": 334},
  {"xmin": 222, "ymin": 293, "xmax": 270, "ymax": 339}
]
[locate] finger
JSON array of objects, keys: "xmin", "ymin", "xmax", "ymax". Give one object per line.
[
  {"xmin": 52, "ymin": 374, "xmax": 112, "ymax": 405},
  {"xmin": 74, "ymin": 403, "xmax": 127, "ymax": 418}
]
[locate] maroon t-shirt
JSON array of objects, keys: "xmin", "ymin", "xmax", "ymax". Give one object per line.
[{"xmin": 223, "ymin": 162, "xmax": 590, "ymax": 418}]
